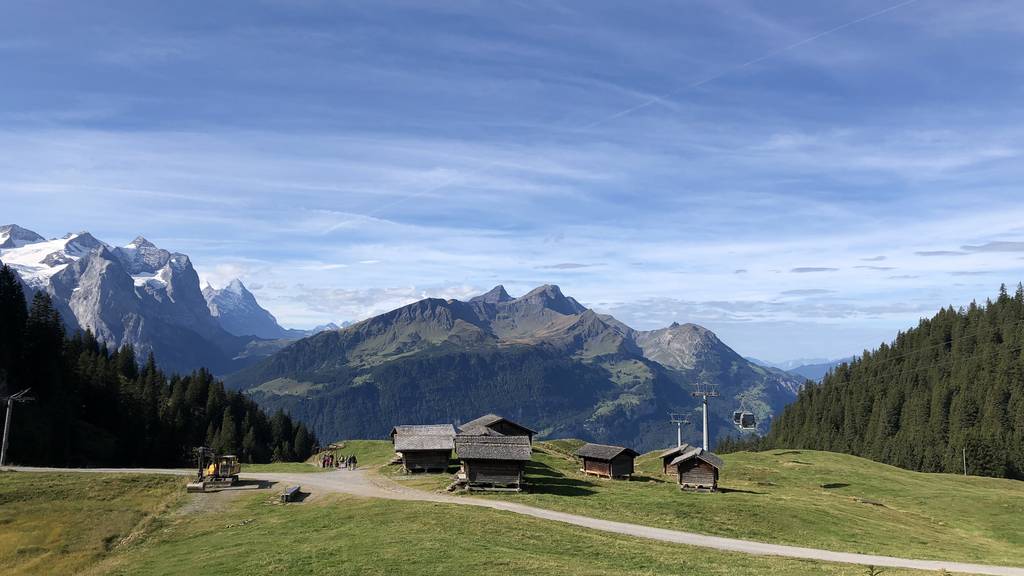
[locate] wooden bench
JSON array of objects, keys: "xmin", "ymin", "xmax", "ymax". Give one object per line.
[{"xmin": 280, "ymin": 485, "xmax": 301, "ymax": 503}]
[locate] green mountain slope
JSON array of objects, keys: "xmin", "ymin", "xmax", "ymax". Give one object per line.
[
  {"xmin": 226, "ymin": 285, "xmax": 805, "ymax": 450},
  {"xmin": 766, "ymin": 284, "xmax": 1024, "ymax": 479}
]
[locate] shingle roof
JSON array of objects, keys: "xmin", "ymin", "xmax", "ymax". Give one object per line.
[
  {"xmin": 391, "ymin": 424, "xmax": 456, "ymax": 452},
  {"xmin": 458, "ymin": 413, "xmax": 538, "ymax": 436},
  {"xmin": 455, "ymin": 434, "xmax": 532, "ymax": 461},
  {"xmin": 575, "ymin": 443, "xmax": 639, "ymax": 461},
  {"xmin": 668, "ymin": 447, "xmax": 724, "ymax": 470},
  {"xmin": 659, "ymin": 443, "xmax": 696, "ymax": 459}
]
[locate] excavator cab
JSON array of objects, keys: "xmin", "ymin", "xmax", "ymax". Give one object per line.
[{"xmin": 187, "ymin": 448, "xmax": 240, "ymax": 492}]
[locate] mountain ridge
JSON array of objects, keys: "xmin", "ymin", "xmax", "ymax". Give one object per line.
[
  {"xmin": 227, "ymin": 284, "xmax": 804, "ymax": 450},
  {"xmin": 0, "ymin": 224, "xmax": 335, "ymax": 374}
]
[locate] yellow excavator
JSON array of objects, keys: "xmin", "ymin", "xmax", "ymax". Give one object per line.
[{"xmin": 186, "ymin": 446, "xmax": 241, "ymax": 493}]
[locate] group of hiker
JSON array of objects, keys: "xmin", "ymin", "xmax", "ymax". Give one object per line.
[{"xmin": 320, "ymin": 452, "xmax": 358, "ymax": 469}]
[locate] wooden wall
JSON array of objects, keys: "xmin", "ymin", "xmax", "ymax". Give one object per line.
[
  {"xmin": 583, "ymin": 455, "xmax": 635, "ymax": 478},
  {"xmin": 487, "ymin": 421, "xmax": 533, "ymax": 441},
  {"xmin": 402, "ymin": 450, "xmax": 451, "ymax": 472},
  {"xmin": 609, "ymin": 453, "xmax": 635, "ymax": 477},
  {"xmin": 676, "ymin": 459, "xmax": 718, "ymax": 491},
  {"xmin": 464, "ymin": 459, "xmax": 525, "ymax": 486}
]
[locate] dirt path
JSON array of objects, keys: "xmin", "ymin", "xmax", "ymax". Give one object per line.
[{"xmin": 8, "ymin": 466, "xmax": 1024, "ymax": 576}]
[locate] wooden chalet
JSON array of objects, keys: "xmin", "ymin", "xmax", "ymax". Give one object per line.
[
  {"xmin": 390, "ymin": 424, "xmax": 456, "ymax": 473},
  {"xmin": 458, "ymin": 413, "xmax": 537, "ymax": 442},
  {"xmin": 453, "ymin": 434, "xmax": 532, "ymax": 491},
  {"xmin": 664, "ymin": 445, "xmax": 723, "ymax": 492},
  {"xmin": 575, "ymin": 443, "xmax": 638, "ymax": 479}
]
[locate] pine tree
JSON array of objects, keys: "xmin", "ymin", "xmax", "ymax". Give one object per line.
[
  {"xmin": 0, "ymin": 265, "xmax": 27, "ymax": 386},
  {"xmin": 765, "ymin": 285, "xmax": 1024, "ymax": 479}
]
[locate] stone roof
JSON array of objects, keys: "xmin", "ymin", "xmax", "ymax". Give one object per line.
[
  {"xmin": 458, "ymin": 413, "xmax": 537, "ymax": 436},
  {"xmin": 390, "ymin": 424, "xmax": 456, "ymax": 452},
  {"xmin": 455, "ymin": 434, "xmax": 532, "ymax": 461},
  {"xmin": 668, "ymin": 447, "xmax": 724, "ymax": 470},
  {"xmin": 659, "ymin": 443, "xmax": 696, "ymax": 459},
  {"xmin": 575, "ymin": 443, "xmax": 639, "ymax": 461}
]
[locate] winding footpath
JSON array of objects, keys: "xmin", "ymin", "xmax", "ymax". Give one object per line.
[{"xmin": 8, "ymin": 465, "xmax": 1024, "ymax": 576}]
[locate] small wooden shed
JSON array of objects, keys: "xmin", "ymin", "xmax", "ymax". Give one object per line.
[
  {"xmin": 458, "ymin": 413, "xmax": 537, "ymax": 443},
  {"xmin": 659, "ymin": 444, "xmax": 693, "ymax": 476},
  {"xmin": 390, "ymin": 424, "xmax": 456, "ymax": 473},
  {"xmin": 454, "ymin": 434, "xmax": 532, "ymax": 491},
  {"xmin": 575, "ymin": 443, "xmax": 639, "ymax": 479},
  {"xmin": 667, "ymin": 446, "xmax": 723, "ymax": 492}
]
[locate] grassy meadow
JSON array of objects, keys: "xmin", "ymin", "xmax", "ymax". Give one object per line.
[
  {"xmin": 0, "ymin": 470, "xmax": 937, "ymax": 576},
  {"xmin": 245, "ymin": 439, "xmax": 397, "ymax": 473},
  {"xmin": 0, "ymin": 471, "xmax": 183, "ymax": 576},
  {"xmin": 383, "ymin": 440, "xmax": 1024, "ymax": 566}
]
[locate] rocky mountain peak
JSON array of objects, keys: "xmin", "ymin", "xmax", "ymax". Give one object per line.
[
  {"xmin": 515, "ymin": 284, "xmax": 587, "ymax": 315},
  {"xmin": 470, "ymin": 284, "xmax": 513, "ymax": 304},
  {"xmin": 127, "ymin": 236, "xmax": 156, "ymax": 249},
  {"xmin": 0, "ymin": 224, "xmax": 45, "ymax": 248},
  {"xmin": 226, "ymin": 278, "xmax": 248, "ymax": 293}
]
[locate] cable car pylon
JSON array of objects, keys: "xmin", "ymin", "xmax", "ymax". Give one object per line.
[{"xmin": 691, "ymin": 382, "xmax": 719, "ymax": 450}]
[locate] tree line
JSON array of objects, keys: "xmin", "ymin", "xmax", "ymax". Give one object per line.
[
  {"xmin": 720, "ymin": 284, "xmax": 1024, "ymax": 480},
  {"xmin": 0, "ymin": 264, "xmax": 317, "ymax": 467}
]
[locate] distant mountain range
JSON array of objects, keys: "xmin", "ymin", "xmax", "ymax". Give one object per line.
[
  {"xmin": 0, "ymin": 224, "xmax": 339, "ymax": 374},
  {"xmin": 747, "ymin": 356, "xmax": 853, "ymax": 382},
  {"xmin": 2, "ymin": 223, "xmax": 805, "ymax": 451},
  {"xmin": 226, "ymin": 284, "xmax": 804, "ymax": 451}
]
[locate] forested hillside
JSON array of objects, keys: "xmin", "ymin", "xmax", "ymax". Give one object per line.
[
  {"xmin": 0, "ymin": 264, "xmax": 316, "ymax": 467},
  {"xmin": 764, "ymin": 284, "xmax": 1024, "ymax": 479}
]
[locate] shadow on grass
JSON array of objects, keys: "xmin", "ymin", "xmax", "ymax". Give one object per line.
[
  {"xmin": 525, "ymin": 461, "xmax": 598, "ymax": 496},
  {"xmin": 527, "ymin": 477, "xmax": 598, "ymax": 496},
  {"xmin": 718, "ymin": 487, "xmax": 766, "ymax": 495},
  {"xmin": 631, "ymin": 475, "xmax": 669, "ymax": 484},
  {"xmin": 821, "ymin": 483, "xmax": 850, "ymax": 489},
  {"xmin": 773, "ymin": 450, "xmax": 803, "ymax": 456}
]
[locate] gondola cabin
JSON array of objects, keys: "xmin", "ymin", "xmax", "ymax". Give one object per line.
[
  {"xmin": 733, "ymin": 411, "xmax": 756, "ymax": 429},
  {"xmin": 458, "ymin": 413, "xmax": 537, "ymax": 443},
  {"xmin": 575, "ymin": 443, "xmax": 639, "ymax": 479},
  {"xmin": 667, "ymin": 446, "xmax": 723, "ymax": 492},
  {"xmin": 390, "ymin": 424, "xmax": 456, "ymax": 473},
  {"xmin": 454, "ymin": 434, "xmax": 532, "ymax": 491}
]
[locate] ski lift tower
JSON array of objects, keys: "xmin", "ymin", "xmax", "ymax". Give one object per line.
[
  {"xmin": 1, "ymin": 388, "xmax": 34, "ymax": 468},
  {"xmin": 669, "ymin": 412, "xmax": 690, "ymax": 447},
  {"xmin": 691, "ymin": 382, "xmax": 719, "ymax": 450}
]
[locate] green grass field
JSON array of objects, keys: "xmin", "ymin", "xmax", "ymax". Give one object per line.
[
  {"xmin": 0, "ymin": 470, "xmax": 183, "ymax": 576},
  {"xmin": 245, "ymin": 440, "xmax": 397, "ymax": 473},
  {"xmin": 0, "ymin": 471, "xmax": 933, "ymax": 576},
  {"xmin": 384, "ymin": 441, "xmax": 1024, "ymax": 567}
]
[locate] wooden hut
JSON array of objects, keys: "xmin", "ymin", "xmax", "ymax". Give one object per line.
[
  {"xmin": 575, "ymin": 443, "xmax": 638, "ymax": 479},
  {"xmin": 453, "ymin": 434, "xmax": 532, "ymax": 491},
  {"xmin": 666, "ymin": 446, "xmax": 723, "ymax": 492},
  {"xmin": 659, "ymin": 444, "xmax": 693, "ymax": 476},
  {"xmin": 458, "ymin": 413, "xmax": 537, "ymax": 443},
  {"xmin": 390, "ymin": 424, "xmax": 456, "ymax": 473}
]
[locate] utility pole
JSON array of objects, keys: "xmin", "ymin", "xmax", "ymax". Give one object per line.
[
  {"xmin": 0, "ymin": 388, "xmax": 33, "ymax": 468},
  {"xmin": 669, "ymin": 413, "xmax": 690, "ymax": 447},
  {"xmin": 963, "ymin": 447, "xmax": 967, "ymax": 477},
  {"xmin": 691, "ymin": 383, "xmax": 719, "ymax": 451}
]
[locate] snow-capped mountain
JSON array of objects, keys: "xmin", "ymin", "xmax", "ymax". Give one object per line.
[
  {"xmin": 0, "ymin": 224, "xmax": 46, "ymax": 249},
  {"xmin": 0, "ymin": 224, "xmax": 332, "ymax": 374},
  {"xmin": 202, "ymin": 279, "xmax": 347, "ymax": 340},
  {"xmin": 204, "ymin": 279, "xmax": 290, "ymax": 339}
]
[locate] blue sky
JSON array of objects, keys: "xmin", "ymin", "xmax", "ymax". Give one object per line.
[{"xmin": 3, "ymin": 0, "xmax": 1024, "ymax": 362}]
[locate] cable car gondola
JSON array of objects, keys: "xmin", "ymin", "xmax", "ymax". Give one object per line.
[{"xmin": 733, "ymin": 401, "xmax": 757, "ymax": 430}]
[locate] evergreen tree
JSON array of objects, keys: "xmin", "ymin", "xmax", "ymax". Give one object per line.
[
  {"xmin": 765, "ymin": 284, "xmax": 1024, "ymax": 479},
  {"xmin": 0, "ymin": 265, "xmax": 27, "ymax": 385}
]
